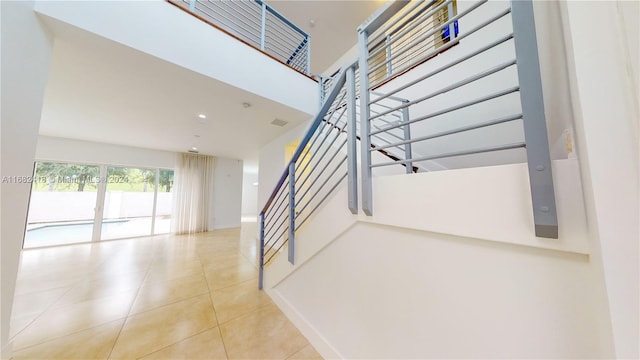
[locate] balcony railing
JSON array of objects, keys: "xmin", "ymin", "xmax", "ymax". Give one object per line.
[{"xmin": 170, "ymin": 0, "xmax": 311, "ymax": 74}]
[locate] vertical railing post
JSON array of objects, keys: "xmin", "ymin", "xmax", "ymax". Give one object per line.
[
  {"xmin": 401, "ymin": 102, "xmax": 413, "ymax": 174},
  {"xmin": 258, "ymin": 212, "xmax": 265, "ymax": 289},
  {"xmin": 318, "ymin": 74, "xmax": 324, "ymax": 108},
  {"xmin": 260, "ymin": 2, "xmax": 267, "ymax": 51},
  {"xmin": 511, "ymin": 0, "xmax": 558, "ymax": 238},
  {"xmin": 189, "ymin": 0, "xmax": 195, "ymax": 12},
  {"xmin": 447, "ymin": 1, "xmax": 456, "ymax": 41},
  {"xmin": 346, "ymin": 65, "xmax": 359, "ymax": 214},
  {"xmin": 306, "ymin": 36, "xmax": 311, "ymax": 75},
  {"xmin": 358, "ymin": 29, "xmax": 373, "ymax": 216},
  {"xmin": 385, "ymin": 35, "xmax": 392, "ymax": 77},
  {"xmin": 287, "ymin": 162, "xmax": 296, "ymax": 263}
]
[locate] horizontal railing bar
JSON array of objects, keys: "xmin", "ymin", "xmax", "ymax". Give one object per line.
[
  {"xmin": 371, "ymin": 113, "xmax": 523, "ymax": 151},
  {"xmin": 371, "ymin": 91, "xmax": 409, "ymax": 103},
  {"xmin": 368, "ymin": 0, "xmax": 450, "ymax": 61},
  {"xmin": 264, "ymin": 230, "xmax": 289, "ymax": 265},
  {"xmin": 295, "ymin": 156, "xmax": 348, "ymax": 218},
  {"xmin": 264, "ymin": 196, "xmax": 289, "ymax": 235},
  {"xmin": 264, "ymin": 181, "xmax": 288, "ymax": 217},
  {"xmin": 295, "ymin": 126, "xmax": 348, "ymax": 191},
  {"xmin": 371, "ymin": 142, "xmax": 526, "ymax": 167},
  {"xmin": 264, "ymin": 216, "xmax": 288, "ymax": 248},
  {"xmin": 216, "ymin": 0, "xmax": 262, "ymax": 29},
  {"xmin": 264, "ymin": 26, "xmax": 303, "ymax": 47},
  {"xmin": 256, "ymin": 0, "xmax": 308, "ymax": 37},
  {"xmin": 370, "ymin": 9, "xmax": 513, "ymax": 100},
  {"xmin": 296, "ymin": 139, "xmax": 348, "ymax": 203},
  {"xmin": 370, "ymin": 59, "xmax": 517, "ymax": 122},
  {"xmin": 196, "ymin": 1, "xmax": 262, "ymax": 36},
  {"xmin": 296, "ymin": 172, "xmax": 348, "ymax": 230},
  {"xmin": 261, "ymin": 67, "xmax": 349, "ymax": 214},
  {"xmin": 368, "ymin": 0, "xmax": 487, "ymax": 76},
  {"xmin": 361, "ymin": 0, "xmax": 413, "ymax": 36},
  {"xmin": 371, "ymin": 86, "xmax": 520, "ymax": 136}
]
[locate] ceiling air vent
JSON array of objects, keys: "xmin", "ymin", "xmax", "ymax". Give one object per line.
[{"xmin": 270, "ymin": 118, "xmax": 288, "ymax": 127}]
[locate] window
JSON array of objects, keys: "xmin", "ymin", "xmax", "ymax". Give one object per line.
[{"xmin": 24, "ymin": 162, "xmax": 174, "ymax": 248}]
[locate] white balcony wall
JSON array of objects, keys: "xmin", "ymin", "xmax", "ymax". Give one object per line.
[{"xmin": 33, "ymin": 0, "xmax": 318, "ymax": 116}]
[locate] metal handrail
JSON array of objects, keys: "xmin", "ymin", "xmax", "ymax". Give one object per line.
[{"xmin": 170, "ymin": 0, "xmax": 311, "ymax": 74}]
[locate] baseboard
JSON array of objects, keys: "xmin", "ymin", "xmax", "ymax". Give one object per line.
[{"xmin": 267, "ymin": 288, "xmax": 342, "ymax": 359}]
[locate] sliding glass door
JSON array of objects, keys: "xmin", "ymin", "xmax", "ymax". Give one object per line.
[
  {"xmin": 24, "ymin": 162, "xmax": 100, "ymax": 248},
  {"xmin": 24, "ymin": 162, "xmax": 174, "ymax": 248}
]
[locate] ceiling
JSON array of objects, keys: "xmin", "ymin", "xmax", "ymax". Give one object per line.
[{"xmin": 37, "ymin": 1, "xmax": 386, "ymax": 165}]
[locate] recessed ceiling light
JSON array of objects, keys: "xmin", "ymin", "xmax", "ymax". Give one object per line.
[
  {"xmin": 198, "ymin": 114, "xmax": 207, "ymax": 119},
  {"xmin": 252, "ymin": 182, "xmax": 259, "ymax": 186},
  {"xmin": 190, "ymin": 146, "xmax": 198, "ymax": 151}
]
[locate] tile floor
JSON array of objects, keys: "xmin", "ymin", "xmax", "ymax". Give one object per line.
[{"xmin": 9, "ymin": 223, "xmax": 322, "ymax": 360}]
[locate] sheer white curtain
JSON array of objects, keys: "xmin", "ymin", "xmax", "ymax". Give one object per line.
[{"xmin": 172, "ymin": 153, "xmax": 215, "ymax": 234}]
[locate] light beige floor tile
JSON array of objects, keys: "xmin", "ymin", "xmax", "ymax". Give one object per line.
[
  {"xmin": 12, "ymin": 319, "xmax": 124, "ymax": 360},
  {"xmin": 144, "ymin": 262, "xmax": 204, "ymax": 284},
  {"xmin": 130, "ymin": 273, "xmax": 209, "ymax": 314},
  {"xmin": 140, "ymin": 328, "xmax": 227, "ymax": 360},
  {"xmin": 287, "ymin": 344, "xmax": 324, "ymax": 360},
  {"xmin": 109, "ymin": 294, "xmax": 217, "ymax": 359},
  {"xmin": 12, "ymin": 290, "xmax": 137, "ymax": 351},
  {"xmin": 54, "ymin": 272, "xmax": 146, "ymax": 308},
  {"xmin": 10, "ymin": 314, "xmax": 39, "ymax": 340},
  {"xmin": 201, "ymin": 252, "xmax": 253, "ymax": 271},
  {"xmin": 219, "ymin": 303, "xmax": 309, "ymax": 360},
  {"xmin": 204, "ymin": 261, "xmax": 257, "ymax": 291},
  {"xmin": 11, "ymin": 287, "xmax": 69, "ymax": 318},
  {"xmin": 210, "ymin": 279, "xmax": 272, "ymax": 324}
]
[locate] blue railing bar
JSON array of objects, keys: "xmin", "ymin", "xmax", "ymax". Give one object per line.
[
  {"xmin": 370, "ymin": 122, "xmax": 405, "ymax": 142},
  {"xmin": 294, "ymin": 92, "xmax": 348, "ymax": 175},
  {"xmin": 346, "ymin": 65, "xmax": 358, "ymax": 214},
  {"xmin": 368, "ymin": 0, "xmax": 450, "ymax": 61},
  {"xmin": 295, "ymin": 157, "xmax": 348, "ymax": 221},
  {"xmin": 189, "ymin": 0, "xmax": 195, "ymax": 11},
  {"xmin": 371, "ymin": 142, "xmax": 527, "ymax": 168},
  {"xmin": 294, "ymin": 126, "xmax": 348, "ymax": 195},
  {"xmin": 358, "ymin": 31, "xmax": 373, "ymax": 216},
  {"xmin": 367, "ymin": 0, "xmax": 435, "ymax": 46},
  {"xmin": 265, "ymin": 19, "xmax": 304, "ymax": 42},
  {"xmin": 370, "ymin": 86, "xmax": 520, "ymax": 136},
  {"xmin": 371, "ymin": 113, "xmax": 524, "ymax": 152},
  {"xmin": 264, "ymin": 44, "xmax": 294, "ymax": 61},
  {"xmin": 296, "ymin": 172, "xmax": 348, "ymax": 231},
  {"xmin": 368, "ymin": 0, "xmax": 487, "ymax": 76},
  {"xmin": 511, "ymin": 0, "xmax": 558, "ymax": 238},
  {"xmin": 360, "ymin": 0, "xmax": 412, "ymax": 38},
  {"xmin": 264, "ymin": 180, "xmax": 288, "ymax": 218},
  {"xmin": 197, "ymin": 1, "xmax": 261, "ymax": 37},
  {"xmin": 258, "ymin": 212, "xmax": 265, "ymax": 289},
  {"xmin": 306, "ymin": 36, "xmax": 311, "ymax": 74},
  {"xmin": 234, "ymin": 0, "xmax": 262, "ymax": 17},
  {"xmin": 264, "ymin": 230, "xmax": 289, "ymax": 265},
  {"xmin": 264, "ymin": 193, "xmax": 289, "ymax": 235},
  {"xmin": 401, "ymin": 103, "xmax": 413, "ymax": 174},
  {"xmin": 260, "ymin": 67, "xmax": 348, "ymax": 214},
  {"xmin": 260, "ymin": 2, "xmax": 266, "ymax": 50},
  {"xmin": 214, "ymin": 0, "xmax": 262, "ymax": 31},
  {"xmin": 287, "ymin": 163, "xmax": 295, "ymax": 264},
  {"xmin": 371, "ymin": 91, "xmax": 409, "ymax": 103},
  {"xmin": 264, "ymin": 217, "xmax": 288, "ymax": 251},
  {"xmin": 255, "ymin": 0, "xmax": 308, "ymax": 37},
  {"xmin": 295, "ymin": 139, "xmax": 348, "ymax": 202},
  {"xmin": 286, "ymin": 40, "xmax": 307, "ymax": 64},
  {"xmin": 370, "ymin": 17, "xmax": 514, "ymax": 103},
  {"xmin": 370, "ymin": 59, "xmax": 518, "ymax": 121},
  {"xmin": 371, "ymin": 133, "xmax": 406, "ymax": 153},
  {"xmin": 264, "ymin": 28, "xmax": 302, "ymax": 48}
]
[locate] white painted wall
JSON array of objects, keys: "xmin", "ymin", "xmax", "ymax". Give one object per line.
[
  {"xmin": 36, "ymin": 136, "xmax": 176, "ymax": 169},
  {"xmin": 0, "ymin": 1, "xmax": 53, "ymax": 357},
  {"xmin": 559, "ymin": 1, "xmax": 639, "ymax": 357},
  {"xmin": 241, "ymin": 167, "xmax": 258, "ymax": 217},
  {"xmin": 33, "ymin": 0, "xmax": 318, "ymax": 116},
  {"xmin": 264, "ymin": 160, "xmax": 610, "ymax": 358},
  {"xmin": 210, "ymin": 157, "xmax": 243, "ymax": 229}
]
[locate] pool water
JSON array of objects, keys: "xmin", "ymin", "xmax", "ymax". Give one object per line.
[{"xmin": 24, "ymin": 220, "xmax": 129, "ymax": 248}]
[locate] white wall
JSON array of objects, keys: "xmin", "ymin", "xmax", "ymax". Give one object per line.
[
  {"xmin": 241, "ymin": 168, "xmax": 258, "ymax": 217},
  {"xmin": 36, "ymin": 136, "xmax": 176, "ymax": 169},
  {"xmin": 33, "ymin": 0, "xmax": 318, "ymax": 116},
  {"xmin": 210, "ymin": 157, "xmax": 243, "ymax": 229},
  {"xmin": 264, "ymin": 160, "xmax": 611, "ymax": 358},
  {"xmin": 559, "ymin": 1, "xmax": 639, "ymax": 357},
  {"xmin": 0, "ymin": 1, "xmax": 53, "ymax": 357}
]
